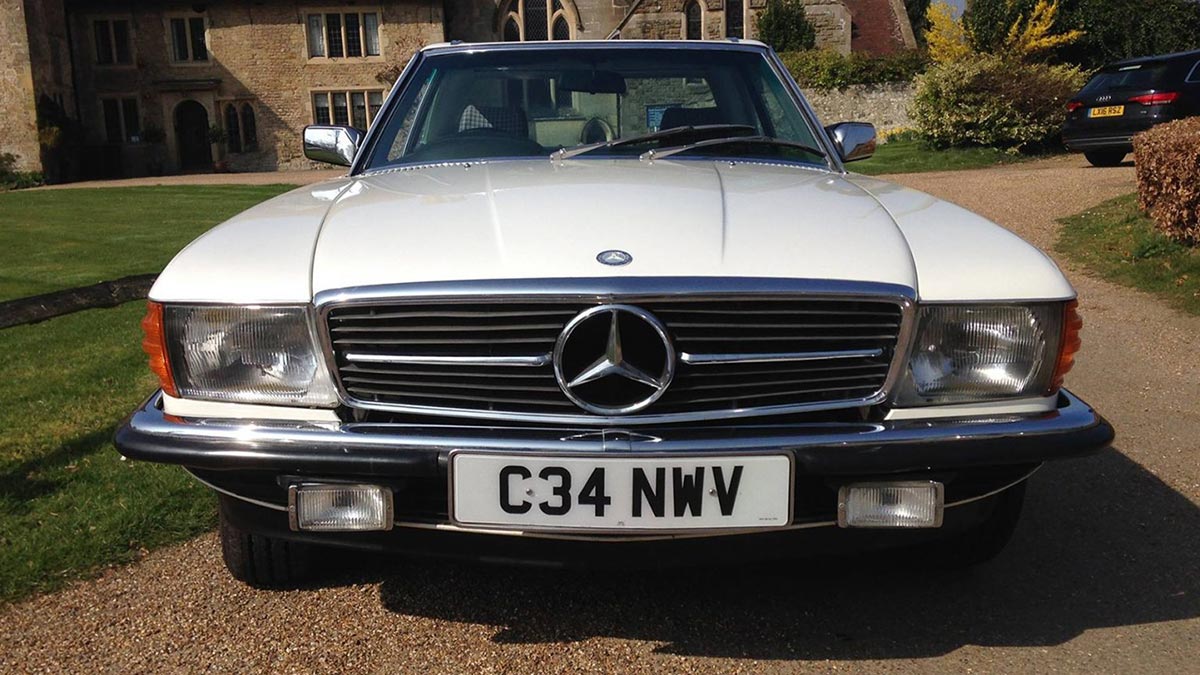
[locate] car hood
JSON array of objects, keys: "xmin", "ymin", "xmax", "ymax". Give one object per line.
[
  {"xmin": 150, "ymin": 159, "xmax": 1074, "ymax": 304},
  {"xmin": 310, "ymin": 159, "xmax": 918, "ymax": 294}
]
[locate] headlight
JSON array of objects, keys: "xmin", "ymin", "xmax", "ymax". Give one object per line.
[
  {"xmin": 158, "ymin": 304, "xmax": 338, "ymax": 407},
  {"xmin": 893, "ymin": 303, "xmax": 1074, "ymax": 406}
]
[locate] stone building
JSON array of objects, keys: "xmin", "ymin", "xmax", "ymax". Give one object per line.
[{"xmin": 2, "ymin": 0, "xmax": 914, "ymax": 180}]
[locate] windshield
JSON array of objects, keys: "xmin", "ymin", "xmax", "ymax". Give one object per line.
[{"xmin": 362, "ymin": 47, "xmax": 826, "ymax": 170}]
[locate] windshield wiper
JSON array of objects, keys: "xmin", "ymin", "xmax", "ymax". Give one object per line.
[
  {"xmin": 639, "ymin": 135, "xmax": 827, "ymax": 161},
  {"xmin": 551, "ymin": 124, "xmax": 757, "ymax": 160}
]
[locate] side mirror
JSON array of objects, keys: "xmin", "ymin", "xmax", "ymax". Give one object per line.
[
  {"xmin": 303, "ymin": 125, "xmax": 364, "ymax": 167},
  {"xmin": 825, "ymin": 122, "xmax": 877, "ymax": 163}
]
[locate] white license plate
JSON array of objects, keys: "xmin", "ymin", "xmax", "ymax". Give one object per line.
[{"xmin": 450, "ymin": 453, "xmax": 792, "ymax": 532}]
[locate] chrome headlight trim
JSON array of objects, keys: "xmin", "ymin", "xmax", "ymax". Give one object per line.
[{"xmin": 163, "ymin": 304, "xmax": 339, "ymax": 407}]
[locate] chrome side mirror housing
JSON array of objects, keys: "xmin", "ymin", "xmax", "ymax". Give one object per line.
[
  {"xmin": 825, "ymin": 122, "xmax": 877, "ymax": 163},
  {"xmin": 303, "ymin": 125, "xmax": 364, "ymax": 167}
]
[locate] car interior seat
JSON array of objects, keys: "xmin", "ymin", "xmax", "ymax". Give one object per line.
[{"xmin": 459, "ymin": 104, "xmax": 530, "ymax": 137}]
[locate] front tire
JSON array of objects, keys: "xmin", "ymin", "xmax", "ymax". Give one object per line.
[
  {"xmin": 1084, "ymin": 150, "xmax": 1127, "ymax": 167},
  {"xmin": 219, "ymin": 498, "xmax": 315, "ymax": 588},
  {"xmin": 916, "ymin": 481, "xmax": 1026, "ymax": 569}
]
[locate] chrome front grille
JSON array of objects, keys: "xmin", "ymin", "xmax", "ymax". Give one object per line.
[{"xmin": 322, "ymin": 283, "xmax": 912, "ymax": 425}]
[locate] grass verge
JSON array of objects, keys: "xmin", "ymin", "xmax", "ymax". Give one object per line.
[
  {"xmin": 0, "ymin": 302, "xmax": 215, "ymax": 604},
  {"xmin": 852, "ymin": 138, "xmax": 1033, "ymax": 176},
  {"xmin": 0, "ymin": 184, "xmax": 296, "ymax": 302},
  {"xmin": 1057, "ymin": 193, "xmax": 1200, "ymax": 316}
]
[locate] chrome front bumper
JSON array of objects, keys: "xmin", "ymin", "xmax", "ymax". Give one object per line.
[{"xmin": 115, "ymin": 390, "xmax": 1113, "ymax": 477}]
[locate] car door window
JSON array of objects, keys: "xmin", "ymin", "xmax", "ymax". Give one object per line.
[{"xmin": 1186, "ymin": 61, "xmax": 1200, "ymax": 84}]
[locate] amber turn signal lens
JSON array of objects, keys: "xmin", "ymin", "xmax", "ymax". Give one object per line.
[
  {"xmin": 141, "ymin": 301, "xmax": 178, "ymax": 397},
  {"xmin": 1049, "ymin": 300, "xmax": 1082, "ymax": 393}
]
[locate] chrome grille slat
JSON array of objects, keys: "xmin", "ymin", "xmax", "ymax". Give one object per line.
[
  {"xmin": 331, "ymin": 323, "xmax": 565, "ymax": 333},
  {"xmin": 669, "ymin": 322, "xmax": 900, "ymax": 329},
  {"xmin": 682, "ymin": 362, "xmax": 890, "ymax": 378},
  {"xmin": 669, "ymin": 373, "xmax": 888, "ymax": 393},
  {"xmin": 333, "ymin": 336, "xmax": 558, "ymax": 345},
  {"xmin": 324, "ymin": 292, "xmax": 907, "ymax": 423},
  {"xmin": 349, "ymin": 386, "xmax": 578, "ymax": 407},
  {"xmin": 333, "ymin": 309, "xmax": 578, "ymax": 320},
  {"xmin": 341, "ymin": 365, "xmax": 553, "ymax": 379},
  {"xmin": 674, "ymin": 384, "xmax": 882, "ymax": 406},
  {"xmin": 674, "ymin": 334, "xmax": 898, "ymax": 342},
  {"xmin": 655, "ymin": 309, "xmax": 900, "ymax": 316},
  {"xmin": 342, "ymin": 376, "xmax": 562, "ymax": 393}
]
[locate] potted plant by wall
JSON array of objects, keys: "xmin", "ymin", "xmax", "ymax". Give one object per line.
[{"xmin": 208, "ymin": 124, "xmax": 229, "ymax": 172}]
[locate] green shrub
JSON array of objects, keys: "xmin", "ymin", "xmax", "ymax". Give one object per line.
[
  {"xmin": 964, "ymin": 0, "xmax": 1200, "ymax": 69},
  {"xmin": 963, "ymin": 0, "xmax": 1031, "ymax": 54},
  {"xmin": 1133, "ymin": 116, "xmax": 1200, "ymax": 246},
  {"xmin": 757, "ymin": 0, "xmax": 817, "ymax": 52},
  {"xmin": 781, "ymin": 49, "xmax": 929, "ymax": 91},
  {"xmin": 910, "ymin": 54, "xmax": 1084, "ymax": 150},
  {"xmin": 1059, "ymin": 0, "xmax": 1200, "ymax": 69},
  {"xmin": 0, "ymin": 153, "xmax": 44, "ymax": 191}
]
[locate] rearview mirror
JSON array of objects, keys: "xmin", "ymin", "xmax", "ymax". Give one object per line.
[
  {"xmin": 558, "ymin": 70, "xmax": 627, "ymax": 95},
  {"xmin": 825, "ymin": 122, "xmax": 877, "ymax": 163},
  {"xmin": 303, "ymin": 125, "xmax": 364, "ymax": 167}
]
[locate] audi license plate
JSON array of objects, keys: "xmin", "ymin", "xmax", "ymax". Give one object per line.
[
  {"xmin": 450, "ymin": 453, "xmax": 792, "ymax": 531},
  {"xmin": 1089, "ymin": 105, "xmax": 1124, "ymax": 118}
]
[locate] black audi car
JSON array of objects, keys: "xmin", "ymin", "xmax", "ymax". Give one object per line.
[{"xmin": 1063, "ymin": 49, "xmax": 1200, "ymax": 166}]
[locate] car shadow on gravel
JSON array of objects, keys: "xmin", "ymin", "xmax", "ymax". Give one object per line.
[{"xmin": 366, "ymin": 448, "xmax": 1198, "ymax": 660}]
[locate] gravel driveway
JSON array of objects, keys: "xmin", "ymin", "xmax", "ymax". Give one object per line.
[{"xmin": 4, "ymin": 155, "xmax": 1198, "ymax": 674}]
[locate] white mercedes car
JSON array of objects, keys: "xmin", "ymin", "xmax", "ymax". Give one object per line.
[{"xmin": 117, "ymin": 40, "xmax": 1113, "ymax": 586}]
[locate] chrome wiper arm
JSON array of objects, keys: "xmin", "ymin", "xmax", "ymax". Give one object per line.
[
  {"xmin": 640, "ymin": 135, "xmax": 828, "ymax": 161},
  {"xmin": 551, "ymin": 124, "xmax": 757, "ymax": 160}
]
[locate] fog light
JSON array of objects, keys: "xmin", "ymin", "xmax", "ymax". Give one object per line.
[
  {"xmin": 838, "ymin": 481, "xmax": 944, "ymax": 529},
  {"xmin": 288, "ymin": 484, "xmax": 393, "ymax": 532}
]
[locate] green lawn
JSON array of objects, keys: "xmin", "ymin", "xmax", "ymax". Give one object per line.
[
  {"xmin": 0, "ymin": 184, "xmax": 295, "ymax": 302},
  {"xmin": 1057, "ymin": 194, "xmax": 1200, "ymax": 316},
  {"xmin": 852, "ymin": 138, "xmax": 1032, "ymax": 176},
  {"xmin": 0, "ymin": 302, "xmax": 216, "ymax": 603},
  {"xmin": 0, "ymin": 184, "xmax": 298, "ymax": 603}
]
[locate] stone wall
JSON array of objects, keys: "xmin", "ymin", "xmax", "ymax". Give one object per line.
[
  {"xmin": 802, "ymin": 81, "xmax": 913, "ymax": 136},
  {"xmin": 625, "ymin": 0, "xmax": 850, "ymax": 51},
  {"xmin": 801, "ymin": 0, "xmax": 851, "ymax": 54},
  {"xmin": 1, "ymin": 1, "xmax": 42, "ymax": 172},
  {"xmin": 450, "ymin": 0, "xmax": 618, "ymax": 42}
]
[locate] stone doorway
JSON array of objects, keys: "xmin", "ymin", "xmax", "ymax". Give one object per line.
[{"xmin": 174, "ymin": 100, "xmax": 212, "ymax": 170}]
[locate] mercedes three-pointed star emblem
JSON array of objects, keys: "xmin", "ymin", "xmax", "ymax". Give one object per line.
[
  {"xmin": 552, "ymin": 304, "xmax": 675, "ymax": 415},
  {"xmin": 596, "ymin": 250, "xmax": 633, "ymax": 266}
]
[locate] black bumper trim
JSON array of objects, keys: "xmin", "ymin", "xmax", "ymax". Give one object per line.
[{"xmin": 114, "ymin": 391, "xmax": 1114, "ymax": 476}]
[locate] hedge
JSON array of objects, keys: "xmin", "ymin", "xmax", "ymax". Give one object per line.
[
  {"xmin": 910, "ymin": 54, "xmax": 1084, "ymax": 150},
  {"xmin": 1133, "ymin": 117, "xmax": 1200, "ymax": 246},
  {"xmin": 780, "ymin": 49, "xmax": 928, "ymax": 91}
]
